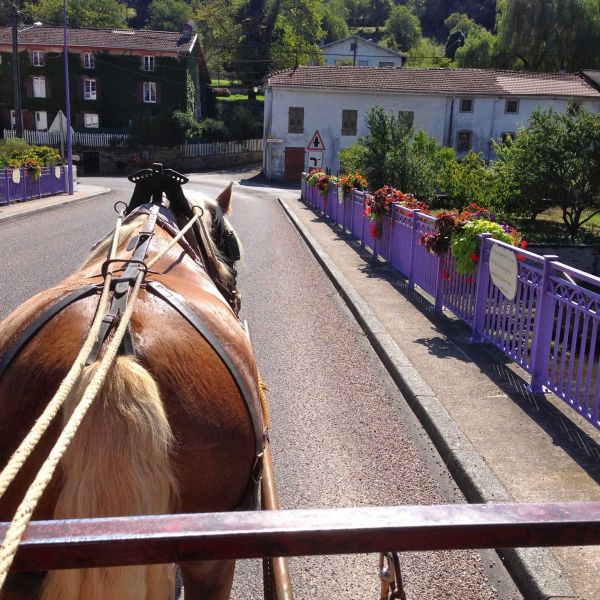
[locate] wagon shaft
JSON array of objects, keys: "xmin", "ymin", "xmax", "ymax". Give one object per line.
[{"xmin": 3, "ymin": 501, "xmax": 600, "ymax": 571}]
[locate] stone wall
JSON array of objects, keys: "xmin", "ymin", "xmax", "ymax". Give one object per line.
[
  {"xmin": 84, "ymin": 147, "xmax": 261, "ymax": 176},
  {"xmin": 529, "ymin": 244, "xmax": 600, "ymax": 276}
]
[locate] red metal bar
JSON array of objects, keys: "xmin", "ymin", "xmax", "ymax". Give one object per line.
[{"xmin": 3, "ymin": 501, "xmax": 600, "ymax": 572}]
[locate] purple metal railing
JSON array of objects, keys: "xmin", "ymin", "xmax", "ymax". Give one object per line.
[
  {"xmin": 0, "ymin": 167, "xmax": 67, "ymax": 206},
  {"xmin": 302, "ymin": 175, "xmax": 600, "ymax": 430}
]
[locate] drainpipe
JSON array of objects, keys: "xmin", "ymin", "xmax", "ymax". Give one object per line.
[
  {"xmin": 446, "ymin": 96, "xmax": 456, "ymax": 148},
  {"xmin": 487, "ymin": 97, "xmax": 498, "ymax": 162},
  {"xmin": 351, "ymin": 36, "xmax": 357, "ymax": 66}
]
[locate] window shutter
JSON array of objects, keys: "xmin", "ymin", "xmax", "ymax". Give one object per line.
[
  {"xmin": 95, "ymin": 81, "xmax": 100, "ymax": 101},
  {"xmin": 137, "ymin": 82, "xmax": 143, "ymax": 103},
  {"xmin": 23, "ymin": 110, "xmax": 34, "ymax": 130},
  {"xmin": 155, "ymin": 82, "xmax": 161, "ymax": 103},
  {"xmin": 25, "ymin": 77, "xmax": 33, "ymax": 98},
  {"xmin": 76, "ymin": 77, "xmax": 83, "ymax": 100},
  {"xmin": 75, "ymin": 113, "xmax": 84, "ymax": 127},
  {"xmin": 45, "ymin": 79, "xmax": 51, "ymax": 99}
]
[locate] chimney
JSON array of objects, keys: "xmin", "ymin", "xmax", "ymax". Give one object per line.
[{"xmin": 182, "ymin": 20, "xmax": 195, "ymax": 36}]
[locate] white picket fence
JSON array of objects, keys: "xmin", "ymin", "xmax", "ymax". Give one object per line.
[
  {"xmin": 182, "ymin": 138, "xmax": 263, "ymax": 157},
  {"xmin": 3, "ymin": 129, "xmax": 129, "ymax": 148},
  {"xmin": 3, "ymin": 130, "xmax": 264, "ymax": 157}
]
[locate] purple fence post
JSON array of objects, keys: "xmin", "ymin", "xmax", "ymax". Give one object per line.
[
  {"xmin": 360, "ymin": 192, "xmax": 366, "ymax": 250},
  {"xmin": 529, "ymin": 254, "xmax": 559, "ymax": 393},
  {"xmin": 470, "ymin": 234, "xmax": 493, "ymax": 343},
  {"xmin": 5, "ymin": 171, "xmax": 10, "ymax": 204},
  {"xmin": 434, "ymin": 256, "xmax": 446, "ymax": 311},
  {"xmin": 408, "ymin": 209, "xmax": 420, "ymax": 289}
]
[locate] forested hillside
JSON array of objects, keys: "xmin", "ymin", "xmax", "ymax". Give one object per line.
[{"xmin": 4, "ymin": 0, "xmax": 600, "ymax": 81}]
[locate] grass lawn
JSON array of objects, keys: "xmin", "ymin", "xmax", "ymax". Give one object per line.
[
  {"xmin": 509, "ymin": 208, "xmax": 600, "ymax": 244},
  {"xmin": 210, "ymin": 78, "xmax": 242, "ymax": 87},
  {"xmin": 216, "ymin": 94, "xmax": 264, "ymax": 102}
]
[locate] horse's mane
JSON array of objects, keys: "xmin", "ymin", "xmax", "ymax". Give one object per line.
[{"xmin": 81, "ymin": 193, "xmax": 240, "ymax": 289}]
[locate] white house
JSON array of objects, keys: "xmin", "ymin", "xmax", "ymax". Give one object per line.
[
  {"xmin": 263, "ymin": 66, "xmax": 600, "ymax": 182},
  {"xmin": 320, "ymin": 35, "xmax": 405, "ymax": 68}
]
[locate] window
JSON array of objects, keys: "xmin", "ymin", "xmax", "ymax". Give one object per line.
[
  {"xmin": 460, "ymin": 98, "xmax": 473, "ymax": 112},
  {"xmin": 143, "ymin": 81, "xmax": 157, "ymax": 103},
  {"xmin": 35, "ymin": 111, "xmax": 47, "ymax": 131},
  {"xmin": 501, "ymin": 132, "xmax": 516, "ymax": 143},
  {"xmin": 83, "ymin": 53, "xmax": 95, "ymax": 69},
  {"xmin": 288, "ymin": 107, "xmax": 304, "ymax": 133},
  {"xmin": 378, "ymin": 61, "xmax": 394, "ymax": 68},
  {"xmin": 32, "ymin": 51, "xmax": 44, "ymax": 67},
  {"xmin": 505, "ymin": 99, "xmax": 519, "ymax": 114},
  {"xmin": 143, "ymin": 56, "xmax": 155, "ymax": 72},
  {"xmin": 341, "ymin": 109, "xmax": 357, "ymax": 136},
  {"xmin": 456, "ymin": 131, "xmax": 472, "ymax": 152},
  {"xmin": 84, "ymin": 79, "xmax": 97, "ymax": 100},
  {"xmin": 32, "ymin": 76, "xmax": 46, "ymax": 98},
  {"xmin": 84, "ymin": 113, "xmax": 99, "ymax": 128},
  {"xmin": 398, "ymin": 110, "xmax": 414, "ymax": 131},
  {"xmin": 358, "ymin": 59, "xmax": 369, "ymax": 67},
  {"xmin": 335, "ymin": 58, "xmax": 353, "ymax": 66}
]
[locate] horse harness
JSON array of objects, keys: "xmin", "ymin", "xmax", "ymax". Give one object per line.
[{"xmin": 0, "ymin": 166, "xmax": 264, "ymax": 511}]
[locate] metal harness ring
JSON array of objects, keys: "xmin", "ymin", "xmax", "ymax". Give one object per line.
[{"xmin": 101, "ymin": 258, "xmax": 149, "ymax": 280}]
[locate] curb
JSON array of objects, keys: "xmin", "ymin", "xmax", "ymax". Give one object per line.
[
  {"xmin": 0, "ymin": 188, "xmax": 111, "ymax": 225},
  {"xmin": 278, "ymin": 197, "xmax": 576, "ymax": 600}
]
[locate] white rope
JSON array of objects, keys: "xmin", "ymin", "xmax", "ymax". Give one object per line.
[
  {"xmin": 0, "ymin": 269, "xmax": 145, "ymax": 589},
  {"xmin": 0, "ymin": 211, "xmax": 124, "ymax": 502},
  {"xmin": 0, "ymin": 204, "xmax": 206, "ymax": 588}
]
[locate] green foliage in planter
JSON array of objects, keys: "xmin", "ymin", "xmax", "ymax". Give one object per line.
[
  {"xmin": 0, "ymin": 138, "xmax": 60, "ymax": 178},
  {"xmin": 450, "ymin": 219, "xmax": 517, "ymax": 274}
]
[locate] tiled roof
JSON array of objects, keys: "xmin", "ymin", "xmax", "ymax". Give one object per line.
[
  {"xmin": 267, "ymin": 66, "xmax": 600, "ymax": 98},
  {"xmin": 0, "ymin": 26, "xmax": 197, "ymax": 54},
  {"xmin": 581, "ymin": 70, "xmax": 600, "ymax": 90}
]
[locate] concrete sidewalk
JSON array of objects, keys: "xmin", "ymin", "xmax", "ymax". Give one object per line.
[
  {"xmin": 281, "ymin": 195, "xmax": 600, "ymax": 600},
  {"xmin": 0, "ymin": 184, "xmax": 110, "ymax": 224}
]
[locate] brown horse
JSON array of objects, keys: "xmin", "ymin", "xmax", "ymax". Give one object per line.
[{"xmin": 0, "ymin": 173, "xmax": 264, "ymax": 600}]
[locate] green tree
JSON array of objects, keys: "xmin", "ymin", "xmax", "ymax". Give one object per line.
[
  {"xmin": 406, "ymin": 36, "xmax": 451, "ymax": 67},
  {"xmin": 492, "ymin": 107, "xmax": 600, "ymax": 239},
  {"xmin": 147, "ymin": 0, "xmax": 193, "ymax": 31},
  {"xmin": 445, "ymin": 150, "xmax": 492, "ymax": 209},
  {"xmin": 454, "ymin": 25, "xmax": 497, "ymax": 67},
  {"xmin": 26, "ymin": 0, "xmax": 127, "ymax": 28},
  {"xmin": 342, "ymin": 106, "xmax": 455, "ymax": 198},
  {"xmin": 496, "ymin": 0, "xmax": 600, "ymax": 71},
  {"xmin": 385, "ymin": 5, "xmax": 422, "ymax": 51},
  {"xmin": 322, "ymin": 0, "xmax": 349, "ymax": 43}
]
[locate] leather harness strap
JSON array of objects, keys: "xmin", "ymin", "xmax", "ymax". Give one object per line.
[
  {"xmin": 85, "ymin": 204, "xmax": 161, "ymax": 365},
  {"xmin": 147, "ymin": 281, "xmax": 263, "ymax": 509},
  {"xmin": 0, "ymin": 285, "xmax": 99, "ymax": 381}
]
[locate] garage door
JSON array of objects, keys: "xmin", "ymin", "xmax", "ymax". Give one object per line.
[{"xmin": 284, "ymin": 147, "xmax": 305, "ymax": 183}]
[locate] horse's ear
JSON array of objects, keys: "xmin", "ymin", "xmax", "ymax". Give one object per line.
[{"xmin": 216, "ymin": 182, "xmax": 233, "ymax": 214}]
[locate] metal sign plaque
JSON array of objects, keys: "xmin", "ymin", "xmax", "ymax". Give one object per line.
[
  {"xmin": 489, "ymin": 243, "xmax": 518, "ymax": 301},
  {"xmin": 12, "ymin": 169, "xmax": 20, "ymax": 184}
]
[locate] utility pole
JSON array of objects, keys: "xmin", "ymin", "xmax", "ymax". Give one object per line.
[
  {"xmin": 63, "ymin": 0, "xmax": 73, "ymax": 194},
  {"xmin": 11, "ymin": 3, "xmax": 23, "ymax": 137}
]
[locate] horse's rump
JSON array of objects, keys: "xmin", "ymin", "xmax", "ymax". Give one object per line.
[{"xmin": 0, "ymin": 177, "xmax": 263, "ymax": 599}]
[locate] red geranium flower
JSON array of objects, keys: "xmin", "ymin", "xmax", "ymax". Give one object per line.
[{"xmin": 470, "ymin": 253, "xmax": 480, "ymax": 263}]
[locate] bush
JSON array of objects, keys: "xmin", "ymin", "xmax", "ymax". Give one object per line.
[
  {"xmin": 172, "ymin": 111, "xmax": 203, "ymax": 140},
  {"xmin": 199, "ymin": 118, "xmax": 230, "ymax": 142}
]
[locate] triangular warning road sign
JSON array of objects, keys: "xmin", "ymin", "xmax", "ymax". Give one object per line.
[{"xmin": 306, "ymin": 130, "xmax": 326, "ymax": 151}]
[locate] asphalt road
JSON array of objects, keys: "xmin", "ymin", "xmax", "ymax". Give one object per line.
[{"xmin": 0, "ymin": 169, "xmax": 522, "ymax": 599}]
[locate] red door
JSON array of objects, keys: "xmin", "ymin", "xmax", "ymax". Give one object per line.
[{"xmin": 284, "ymin": 147, "xmax": 305, "ymax": 183}]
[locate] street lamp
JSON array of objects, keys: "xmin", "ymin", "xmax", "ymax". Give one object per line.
[{"xmin": 11, "ymin": 6, "xmax": 41, "ymax": 137}]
